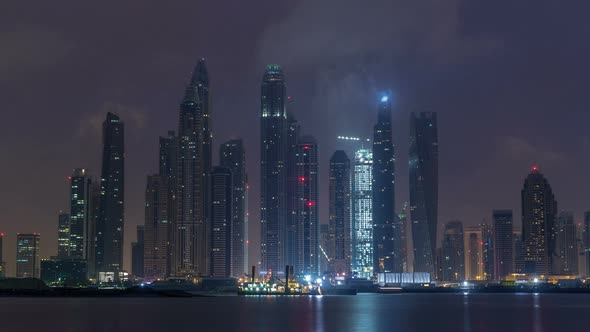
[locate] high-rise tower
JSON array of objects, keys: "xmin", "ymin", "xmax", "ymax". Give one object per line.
[
  {"xmin": 285, "ymin": 114, "xmax": 300, "ymax": 272},
  {"xmin": 493, "ymin": 210, "xmax": 513, "ymax": 280},
  {"xmin": 554, "ymin": 211, "xmax": 578, "ymax": 275},
  {"xmin": 210, "ymin": 167, "xmax": 232, "ymax": 277},
  {"xmin": 16, "ymin": 233, "xmax": 41, "ymax": 278},
  {"xmin": 143, "ymin": 175, "xmax": 170, "ymax": 280},
  {"xmin": 220, "ymin": 140, "xmax": 248, "ymax": 277},
  {"xmin": 294, "ymin": 137, "xmax": 319, "ymax": 275},
  {"xmin": 159, "ymin": 131, "xmax": 177, "ymax": 277},
  {"xmin": 329, "ymin": 150, "xmax": 351, "ymax": 275},
  {"xmin": 409, "ymin": 112, "xmax": 438, "ymax": 274},
  {"xmin": 441, "ymin": 221, "xmax": 464, "ymax": 281},
  {"xmin": 260, "ymin": 64, "xmax": 288, "ymax": 277},
  {"xmin": 176, "ymin": 62, "xmax": 208, "ymax": 276},
  {"xmin": 69, "ymin": 168, "xmax": 89, "ymax": 258},
  {"xmin": 352, "ymin": 149, "xmax": 373, "ymax": 278},
  {"xmin": 96, "ymin": 112, "xmax": 125, "ymax": 274},
  {"xmin": 520, "ymin": 167, "xmax": 557, "ymax": 276},
  {"xmin": 57, "ymin": 212, "xmax": 71, "ymax": 258},
  {"xmin": 372, "ymin": 95, "xmax": 397, "ymax": 273}
]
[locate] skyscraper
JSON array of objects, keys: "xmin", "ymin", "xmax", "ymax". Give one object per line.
[
  {"xmin": 493, "ymin": 210, "xmax": 514, "ymax": 280},
  {"xmin": 69, "ymin": 168, "xmax": 89, "ymax": 258},
  {"xmin": 16, "ymin": 233, "xmax": 40, "ymax": 278},
  {"xmin": 210, "ymin": 167, "xmax": 232, "ymax": 277},
  {"xmin": 441, "ymin": 221, "xmax": 464, "ymax": 281},
  {"xmin": 329, "ymin": 150, "xmax": 351, "ymax": 276},
  {"xmin": 260, "ymin": 64, "xmax": 288, "ymax": 276},
  {"xmin": 220, "ymin": 139, "xmax": 248, "ymax": 277},
  {"xmin": 554, "ymin": 211, "xmax": 578, "ymax": 275},
  {"xmin": 0, "ymin": 232, "xmax": 5, "ymax": 278},
  {"xmin": 319, "ymin": 224, "xmax": 330, "ymax": 274},
  {"xmin": 57, "ymin": 212, "xmax": 70, "ymax": 258},
  {"xmin": 131, "ymin": 225, "xmax": 144, "ymax": 278},
  {"xmin": 96, "ymin": 112, "xmax": 125, "ymax": 274},
  {"xmin": 584, "ymin": 211, "xmax": 590, "ymax": 277},
  {"xmin": 285, "ymin": 114, "xmax": 300, "ymax": 272},
  {"xmin": 463, "ymin": 227, "xmax": 483, "ymax": 280},
  {"xmin": 176, "ymin": 62, "xmax": 208, "ymax": 276},
  {"xmin": 294, "ymin": 137, "xmax": 319, "ymax": 275},
  {"xmin": 352, "ymin": 149, "xmax": 373, "ymax": 278},
  {"xmin": 86, "ymin": 178, "xmax": 100, "ymax": 278},
  {"xmin": 158, "ymin": 131, "xmax": 177, "ymax": 277},
  {"xmin": 409, "ymin": 112, "xmax": 438, "ymax": 274},
  {"xmin": 372, "ymin": 95, "xmax": 398, "ymax": 273},
  {"xmin": 520, "ymin": 167, "xmax": 557, "ymax": 276},
  {"xmin": 481, "ymin": 222, "xmax": 494, "ymax": 280},
  {"xmin": 143, "ymin": 175, "xmax": 170, "ymax": 280}
]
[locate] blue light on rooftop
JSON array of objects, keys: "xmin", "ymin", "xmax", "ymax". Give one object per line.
[{"xmin": 381, "ymin": 96, "xmax": 388, "ymax": 102}]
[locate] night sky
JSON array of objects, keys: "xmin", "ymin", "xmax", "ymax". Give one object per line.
[{"xmin": 2, "ymin": 1, "xmax": 589, "ymax": 275}]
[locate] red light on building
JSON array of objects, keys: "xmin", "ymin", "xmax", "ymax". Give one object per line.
[
  {"xmin": 307, "ymin": 201, "xmax": 314, "ymax": 207},
  {"xmin": 303, "ymin": 146, "xmax": 310, "ymax": 150},
  {"xmin": 67, "ymin": 176, "xmax": 72, "ymax": 180},
  {"xmin": 532, "ymin": 165, "xmax": 538, "ymax": 171},
  {"xmin": 299, "ymin": 177, "xmax": 305, "ymax": 182}
]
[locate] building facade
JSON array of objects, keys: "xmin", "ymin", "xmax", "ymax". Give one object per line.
[
  {"xmin": 16, "ymin": 234, "xmax": 41, "ymax": 278},
  {"xmin": 409, "ymin": 112, "xmax": 438, "ymax": 274},
  {"xmin": 464, "ymin": 227, "xmax": 484, "ymax": 280},
  {"xmin": 57, "ymin": 212, "xmax": 71, "ymax": 258},
  {"xmin": 210, "ymin": 167, "xmax": 232, "ymax": 277},
  {"xmin": 143, "ymin": 176, "xmax": 170, "ymax": 280},
  {"xmin": 329, "ymin": 150, "xmax": 351, "ymax": 276},
  {"xmin": 69, "ymin": 168, "xmax": 89, "ymax": 258},
  {"xmin": 554, "ymin": 211, "xmax": 578, "ymax": 275},
  {"xmin": 441, "ymin": 221, "xmax": 464, "ymax": 281},
  {"xmin": 131, "ymin": 225, "xmax": 144, "ymax": 278},
  {"xmin": 352, "ymin": 149, "xmax": 373, "ymax": 278},
  {"xmin": 493, "ymin": 210, "xmax": 514, "ymax": 280},
  {"xmin": 96, "ymin": 112, "xmax": 125, "ymax": 274}
]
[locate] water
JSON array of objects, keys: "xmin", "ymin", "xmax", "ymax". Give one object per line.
[{"xmin": 1, "ymin": 293, "xmax": 589, "ymax": 331}]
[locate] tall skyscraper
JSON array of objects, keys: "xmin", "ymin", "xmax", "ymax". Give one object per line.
[
  {"xmin": 0, "ymin": 232, "xmax": 5, "ymax": 278},
  {"xmin": 319, "ymin": 224, "xmax": 330, "ymax": 274},
  {"xmin": 260, "ymin": 64, "xmax": 288, "ymax": 276},
  {"xmin": 409, "ymin": 112, "xmax": 438, "ymax": 274},
  {"xmin": 493, "ymin": 210, "xmax": 514, "ymax": 280},
  {"xmin": 329, "ymin": 150, "xmax": 351, "ymax": 276},
  {"xmin": 220, "ymin": 139, "xmax": 248, "ymax": 277},
  {"xmin": 69, "ymin": 168, "xmax": 89, "ymax": 258},
  {"xmin": 285, "ymin": 114, "xmax": 300, "ymax": 272},
  {"xmin": 554, "ymin": 211, "xmax": 578, "ymax": 275},
  {"xmin": 96, "ymin": 112, "xmax": 125, "ymax": 274},
  {"xmin": 520, "ymin": 167, "xmax": 557, "ymax": 276},
  {"xmin": 294, "ymin": 137, "xmax": 319, "ymax": 275},
  {"xmin": 143, "ymin": 175, "xmax": 170, "ymax": 280},
  {"xmin": 352, "ymin": 149, "xmax": 373, "ymax": 278},
  {"xmin": 584, "ymin": 211, "xmax": 590, "ymax": 277},
  {"xmin": 176, "ymin": 62, "xmax": 209, "ymax": 276},
  {"xmin": 463, "ymin": 227, "xmax": 483, "ymax": 280},
  {"xmin": 210, "ymin": 167, "xmax": 232, "ymax": 277},
  {"xmin": 481, "ymin": 222, "xmax": 494, "ymax": 280},
  {"xmin": 441, "ymin": 221, "xmax": 464, "ymax": 281},
  {"xmin": 372, "ymin": 95, "xmax": 398, "ymax": 273},
  {"xmin": 57, "ymin": 212, "xmax": 71, "ymax": 258},
  {"xmin": 397, "ymin": 203, "xmax": 410, "ymax": 272},
  {"xmin": 16, "ymin": 233, "xmax": 40, "ymax": 278},
  {"xmin": 86, "ymin": 179, "xmax": 100, "ymax": 278},
  {"xmin": 131, "ymin": 225, "xmax": 144, "ymax": 278},
  {"xmin": 158, "ymin": 131, "xmax": 177, "ymax": 277}
]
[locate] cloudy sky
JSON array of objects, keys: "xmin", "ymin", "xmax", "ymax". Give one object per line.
[{"xmin": 1, "ymin": 0, "xmax": 589, "ymax": 274}]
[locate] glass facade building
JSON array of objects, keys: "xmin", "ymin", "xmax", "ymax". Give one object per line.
[{"xmin": 352, "ymin": 149, "xmax": 373, "ymax": 279}]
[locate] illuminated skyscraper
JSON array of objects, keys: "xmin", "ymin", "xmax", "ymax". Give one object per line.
[
  {"xmin": 554, "ymin": 211, "xmax": 578, "ymax": 275},
  {"xmin": 584, "ymin": 211, "xmax": 590, "ymax": 277},
  {"xmin": 285, "ymin": 114, "xmax": 300, "ymax": 272},
  {"xmin": 372, "ymin": 95, "xmax": 398, "ymax": 273},
  {"xmin": 464, "ymin": 227, "xmax": 483, "ymax": 280},
  {"xmin": 57, "ymin": 212, "xmax": 70, "ymax": 258},
  {"xmin": 16, "ymin": 233, "xmax": 40, "ymax": 278},
  {"xmin": 520, "ymin": 167, "xmax": 557, "ymax": 276},
  {"xmin": 176, "ymin": 62, "xmax": 208, "ymax": 276},
  {"xmin": 260, "ymin": 64, "xmax": 288, "ymax": 276},
  {"xmin": 69, "ymin": 168, "xmax": 89, "ymax": 258},
  {"xmin": 210, "ymin": 167, "xmax": 232, "ymax": 277},
  {"xmin": 131, "ymin": 225, "xmax": 144, "ymax": 278},
  {"xmin": 441, "ymin": 221, "xmax": 464, "ymax": 281},
  {"xmin": 494, "ymin": 210, "xmax": 513, "ymax": 280},
  {"xmin": 143, "ymin": 175, "xmax": 170, "ymax": 280},
  {"xmin": 96, "ymin": 112, "xmax": 125, "ymax": 274},
  {"xmin": 294, "ymin": 137, "xmax": 319, "ymax": 275},
  {"xmin": 409, "ymin": 112, "xmax": 438, "ymax": 274},
  {"xmin": 158, "ymin": 131, "xmax": 177, "ymax": 277},
  {"xmin": 86, "ymin": 179, "xmax": 100, "ymax": 278},
  {"xmin": 352, "ymin": 149, "xmax": 373, "ymax": 278},
  {"xmin": 481, "ymin": 223, "xmax": 494, "ymax": 280},
  {"xmin": 220, "ymin": 139, "xmax": 248, "ymax": 277},
  {"xmin": 329, "ymin": 150, "xmax": 351, "ymax": 275}
]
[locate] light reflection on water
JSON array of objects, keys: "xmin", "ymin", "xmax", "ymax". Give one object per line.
[{"xmin": 0, "ymin": 293, "xmax": 589, "ymax": 332}]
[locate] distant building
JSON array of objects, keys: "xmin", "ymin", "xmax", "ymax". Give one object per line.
[
  {"xmin": 220, "ymin": 139, "xmax": 248, "ymax": 277},
  {"xmin": 0, "ymin": 232, "xmax": 5, "ymax": 278},
  {"xmin": 158, "ymin": 131, "xmax": 177, "ymax": 278},
  {"xmin": 210, "ymin": 167, "xmax": 233, "ymax": 277},
  {"xmin": 372, "ymin": 95, "xmax": 398, "ymax": 273},
  {"xmin": 294, "ymin": 137, "xmax": 319, "ymax": 275},
  {"xmin": 57, "ymin": 212, "xmax": 70, "ymax": 258},
  {"xmin": 352, "ymin": 149, "xmax": 373, "ymax": 279},
  {"xmin": 520, "ymin": 167, "xmax": 557, "ymax": 276},
  {"xmin": 584, "ymin": 211, "xmax": 590, "ymax": 277},
  {"xmin": 96, "ymin": 112, "xmax": 125, "ymax": 274},
  {"xmin": 285, "ymin": 114, "xmax": 300, "ymax": 273},
  {"xmin": 41, "ymin": 258, "xmax": 87, "ymax": 286},
  {"xmin": 441, "ymin": 221, "xmax": 464, "ymax": 281},
  {"xmin": 409, "ymin": 112, "xmax": 438, "ymax": 275},
  {"xmin": 86, "ymin": 179, "xmax": 100, "ymax": 279},
  {"xmin": 553, "ymin": 211, "xmax": 578, "ymax": 275},
  {"xmin": 16, "ymin": 234, "xmax": 40, "ymax": 278},
  {"xmin": 493, "ymin": 210, "xmax": 514, "ymax": 280},
  {"xmin": 464, "ymin": 227, "xmax": 483, "ymax": 280},
  {"xmin": 69, "ymin": 168, "xmax": 89, "ymax": 259},
  {"xmin": 328, "ymin": 150, "xmax": 352, "ymax": 276},
  {"xmin": 143, "ymin": 175, "xmax": 170, "ymax": 280},
  {"xmin": 481, "ymin": 223, "xmax": 494, "ymax": 280},
  {"xmin": 131, "ymin": 226, "xmax": 144, "ymax": 278},
  {"xmin": 319, "ymin": 224, "xmax": 330, "ymax": 274}
]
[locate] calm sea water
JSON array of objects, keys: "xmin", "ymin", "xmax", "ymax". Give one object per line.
[{"xmin": 1, "ymin": 293, "xmax": 589, "ymax": 331}]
